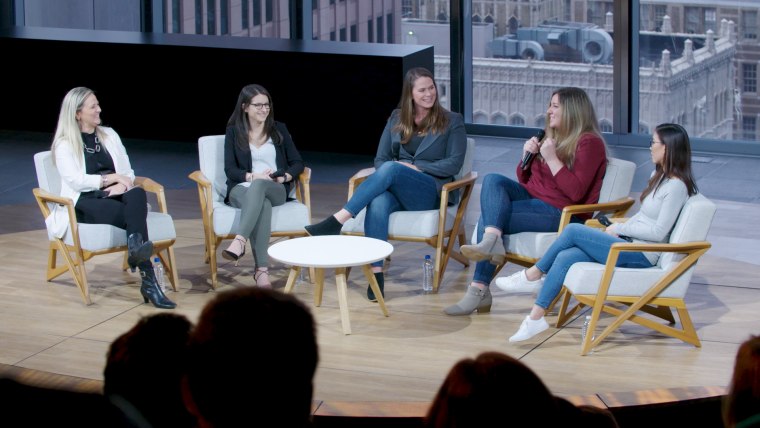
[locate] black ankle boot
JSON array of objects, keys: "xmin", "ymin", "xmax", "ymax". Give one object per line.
[
  {"xmin": 128, "ymin": 233, "xmax": 153, "ymax": 271},
  {"xmin": 367, "ymin": 272, "xmax": 385, "ymax": 302},
  {"xmin": 305, "ymin": 216, "xmax": 343, "ymax": 236},
  {"xmin": 138, "ymin": 261, "xmax": 176, "ymax": 309}
]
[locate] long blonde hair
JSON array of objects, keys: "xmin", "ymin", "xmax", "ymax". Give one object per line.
[
  {"xmin": 545, "ymin": 87, "xmax": 604, "ymax": 169},
  {"xmin": 51, "ymin": 87, "xmax": 107, "ymax": 165},
  {"xmin": 393, "ymin": 67, "xmax": 449, "ymax": 144}
]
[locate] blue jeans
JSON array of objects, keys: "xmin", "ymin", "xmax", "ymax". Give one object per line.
[
  {"xmin": 534, "ymin": 223, "xmax": 653, "ymax": 309},
  {"xmin": 472, "ymin": 173, "xmax": 564, "ymax": 285},
  {"xmin": 344, "ymin": 162, "xmax": 438, "ymax": 267}
]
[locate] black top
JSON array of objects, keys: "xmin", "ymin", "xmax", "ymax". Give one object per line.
[{"xmin": 82, "ymin": 132, "xmax": 115, "ymax": 175}]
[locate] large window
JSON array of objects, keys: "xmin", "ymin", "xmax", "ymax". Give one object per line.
[
  {"xmin": 7, "ymin": 0, "xmax": 760, "ymax": 148},
  {"xmin": 469, "ymin": 0, "xmax": 614, "ymax": 131},
  {"xmin": 639, "ymin": 3, "xmax": 753, "ymax": 141}
]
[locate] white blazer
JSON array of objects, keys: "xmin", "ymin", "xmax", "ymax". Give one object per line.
[{"xmin": 46, "ymin": 126, "xmax": 136, "ymax": 238}]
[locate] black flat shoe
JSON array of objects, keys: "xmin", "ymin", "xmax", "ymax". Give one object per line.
[{"xmin": 367, "ymin": 272, "xmax": 385, "ymax": 302}]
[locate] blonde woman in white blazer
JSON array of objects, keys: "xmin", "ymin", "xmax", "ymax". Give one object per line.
[{"xmin": 50, "ymin": 87, "xmax": 175, "ymax": 309}]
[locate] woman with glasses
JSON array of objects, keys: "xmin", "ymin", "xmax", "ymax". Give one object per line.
[
  {"xmin": 50, "ymin": 87, "xmax": 175, "ymax": 309},
  {"xmin": 305, "ymin": 67, "xmax": 467, "ymax": 302},
  {"xmin": 504, "ymin": 123, "xmax": 698, "ymax": 342},
  {"xmin": 221, "ymin": 84, "xmax": 304, "ymax": 288}
]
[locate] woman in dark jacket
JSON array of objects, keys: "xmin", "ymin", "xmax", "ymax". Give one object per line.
[{"xmin": 222, "ymin": 84, "xmax": 304, "ymax": 288}]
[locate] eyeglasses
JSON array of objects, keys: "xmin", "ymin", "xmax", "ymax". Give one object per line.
[
  {"xmin": 649, "ymin": 139, "xmax": 662, "ymax": 147},
  {"xmin": 251, "ymin": 103, "xmax": 271, "ymax": 110},
  {"xmin": 83, "ymin": 136, "xmax": 102, "ymax": 154}
]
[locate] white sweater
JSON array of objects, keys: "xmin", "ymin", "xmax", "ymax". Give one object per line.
[{"xmin": 613, "ymin": 177, "xmax": 689, "ymax": 265}]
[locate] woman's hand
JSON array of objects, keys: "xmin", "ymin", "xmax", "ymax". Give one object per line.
[
  {"xmin": 102, "ymin": 173, "xmax": 132, "ymax": 190},
  {"xmin": 395, "ymin": 161, "xmax": 420, "ymax": 171},
  {"xmin": 105, "ymin": 182, "xmax": 128, "ymax": 197},
  {"xmin": 539, "ymin": 138, "xmax": 564, "ymax": 175},
  {"xmin": 247, "ymin": 170, "xmax": 276, "ymax": 182},
  {"xmin": 523, "ymin": 136, "xmax": 542, "ymax": 156}
]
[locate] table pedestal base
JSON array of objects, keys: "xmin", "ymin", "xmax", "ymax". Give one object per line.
[{"xmin": 284, "ymin": 265, "xmax": 389, "ymax": 335}]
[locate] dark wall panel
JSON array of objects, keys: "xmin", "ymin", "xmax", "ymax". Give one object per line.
[{"xmin": 0, "ymin": 27, "xmax": 433, "ymax": 155}]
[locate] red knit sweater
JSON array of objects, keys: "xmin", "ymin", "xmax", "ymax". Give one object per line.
[{"xmin": 516, "ymin": 133, "xmax": 607, "ymax": 219}]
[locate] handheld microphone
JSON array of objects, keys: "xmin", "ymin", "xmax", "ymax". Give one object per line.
[{"xmin": 521, "ymin": 130, "xmax": 546, "ymax": 170}]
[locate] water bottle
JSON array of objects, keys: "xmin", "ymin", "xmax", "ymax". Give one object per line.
[
  {"xmin": 153, "ymin": 257, "xmax": 167, "ymax": 291},
  {"xmin": 580, "ymin": 315, "xmax": 594, "ymax": 349},
  {"xmin": 422, "ymin": 255, "xmax": 434, "ymax": 293}
]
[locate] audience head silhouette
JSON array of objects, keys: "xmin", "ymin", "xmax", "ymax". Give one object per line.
[
  {"xmin": 724, "ymin": 335, "xmax": 760, "ymax": 428},
  {"xmin": 104, "ymin": 313, "xmax": 195, "ymax": 428},
  {"xmin": 425, "ymin": 351, "xmax": 618, "ymax": 428},
  {"xmin": 425, "ymin": 351, "xmax": 561, "ymax": 427},
  {"xmin": 184, "ymin": 287, "xmax": 319, "ymax": 428}
]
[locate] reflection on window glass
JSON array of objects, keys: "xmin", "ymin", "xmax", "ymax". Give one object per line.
[
  {"xmin": 640, "ymin": 3, "xmax": 759, "ymax": 142},
  {"xmin": 469, "ymin": 1, "xmax": 614, "ymax": 130},
  {"xmin": 166, "ymin": 0, "xmax": 286, "ymax": 38}
]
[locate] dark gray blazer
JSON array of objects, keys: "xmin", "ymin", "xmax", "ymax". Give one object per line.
[{"xmin": 374, "ymin": 110, "xmax": 467, "ymax": 205}]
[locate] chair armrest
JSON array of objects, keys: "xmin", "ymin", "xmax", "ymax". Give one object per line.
[
  {"xmin": 607, "ymin": 241, "xmax": 712, "ymax": 255},
  {"xmin": 557, "ymin": 197, "xmax": 636, "ymax": 233},
  {"xmin": 188, "ymin": 170, "xmax": 212, "ymax": 189},
  {"xmin": 32, "ymin": 187, "xmax": 79, "ymax": 238},
  {"xmin": 439, "ymin": 172, "xmax": 478, "ymax": 207},
  {"xmin": 33, "ymin": 187, "xmax": 74, "ymax": 211},
  {"xmin": 294, "ymin": 167, "xmax": 312, "ymax": 221},
  {"xmin": 347, "ymin": 167, "xmax": 376, "ymax": 200},
  {"xmin": 134, "ymin": 176, "xmax": 169, "ymax": 214},
  {"xmin": 188, "ymin": 170, "xmax": 214, "ymax": 221}
]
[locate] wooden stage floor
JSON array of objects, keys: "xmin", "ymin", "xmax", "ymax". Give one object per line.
[{"xmin": 1, "ymin": 181, "xmax": 759, "ymax": 410}]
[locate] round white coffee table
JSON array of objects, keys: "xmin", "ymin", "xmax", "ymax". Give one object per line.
[{"xmin": 268, "ymin": 235, "xmax": 393, "ymax": 335}]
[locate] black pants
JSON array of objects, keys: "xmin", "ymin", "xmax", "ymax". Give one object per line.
[{"xmin": 75, "ymin": 187, "xmax": 149, "ymax": 240}]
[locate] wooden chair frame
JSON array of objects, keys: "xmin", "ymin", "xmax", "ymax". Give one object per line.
[
  {"xmin": 555, "ymin": 241, "xmax": 711, "ymax": 356},
  {"xmin": 342, "ymin": 167, "xmax": 477, "ymax": 292},
  {"xmin": 188, "ymin": 168, "xmax": 312, "ymax": 289},
  {"xmin": 33, "ymin": 177, "xmax": 179, "ymax": 305}
]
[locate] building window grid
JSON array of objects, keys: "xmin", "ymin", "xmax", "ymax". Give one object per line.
[
  {"xmin": 242, "ymin": 0, "xmax": 249, "ymax": 29},
  {"xmin": 742, "ymin": 10, "xmax": 758, "ymax": 40},
  {"xmin": 743, "ymin": 117, "xmax": 757, "ymax": 141},
  {"xmin": 743, "ymin": 63, "xmax": 757, "ymax": 94}
]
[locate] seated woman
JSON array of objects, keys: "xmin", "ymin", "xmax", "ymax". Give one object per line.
[
  {"xmin": 221, "ymin": 84, "xmax": 304, "ymax": 288},
  {"xmin": 444, "ymin": 87, "xmax": 608, "ymax": 316},
  {"xmin": 505, "ymin": 123, "xmax": 698, "ymax": 342},
  {"xmin": 51, "ymin": 87, "xmax": 175, "ymax": 309},
  {"xmin": 306, "ymin": 67, "xmax": 467, "ymax": 302}
]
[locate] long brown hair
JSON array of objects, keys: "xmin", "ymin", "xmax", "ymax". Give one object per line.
[
  {"xmin": 393, "ymin": 67, "xmax": 449, "ymax": 144},
  {"xmin": 640, "ymin": 123, "xmax": 698, "ymax": 202},
  {"xmin": 227, "ymin": 84, "xmax": 282, "ymax": 151},
  {"xmin": 723, "ymin": 335, "xmax": 760, "ymax": 427},
  {"xmin": 545, "ymin": 87, "xmax": 605, "ymax": 169}
]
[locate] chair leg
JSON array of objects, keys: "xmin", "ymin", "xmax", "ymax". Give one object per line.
[
  {"xmin": 159, "ymin": 244, "xmax": 180, "ymax": 292},
  {"xmin": 208, "ymin": 238, "xmax": 220, "ymax": 290},
  {"xmin": 55, "ymin": 242, "xmax": 92, "ymax": 305}
]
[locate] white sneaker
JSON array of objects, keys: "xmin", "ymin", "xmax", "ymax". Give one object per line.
[
  {"xmin": 494, "ymin": 270, "xmax": 543, "ymax": 293},
  {"xmin": 509, "ymin": 316, "xmax": 550, "ymax": 342}
]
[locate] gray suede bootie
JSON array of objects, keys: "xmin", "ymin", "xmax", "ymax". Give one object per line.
[
  {"xmin": 459, "ymin": 232, "xmax": 506, "ymax": 265},
  {"xmin": 443, "ymin": 285, "xmax": 492, "ymax": 316}
]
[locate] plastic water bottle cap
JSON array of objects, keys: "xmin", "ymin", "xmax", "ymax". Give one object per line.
[
  {"xmin": 425, "ymin": 255, "xmax": 431, "ymax": 260},
  {"xmin": 154, "ymin": 257, "xmax": 160, "ymax": 262}
]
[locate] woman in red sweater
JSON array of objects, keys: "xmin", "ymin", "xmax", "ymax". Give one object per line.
[{"xmin": 444, "ymin": 87, "xmax": 607, "ymax": 316}]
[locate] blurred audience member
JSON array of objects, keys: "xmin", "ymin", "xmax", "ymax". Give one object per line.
[
  {"xmin": 724, "ymin": 335, "xmax": 760, "ymax": 428},
  {"xmin": 425, "ymin": 351, "xmax": 617, "ymax": 427},
  {"xmin": 184, "ymin": 288, "xmax": 318, "ymax": 427},
  {"xmin": 104, "ymin": 313, "xmax": 195, "ymax": 428}
]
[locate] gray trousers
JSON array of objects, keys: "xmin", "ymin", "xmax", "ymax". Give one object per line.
[{"xmin": 229, "ymin": 180, "xmax": 286, "ymax": 267}]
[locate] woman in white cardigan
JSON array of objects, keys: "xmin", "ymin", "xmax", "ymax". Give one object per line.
[{"xmin": 50, "ymin": 87, "xmax": 175, "ymax": 309}]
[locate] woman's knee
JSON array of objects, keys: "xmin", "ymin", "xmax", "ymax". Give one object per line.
[
  {"xmin": 373, "ymin": 161, "xmax": 400, "ymax": 179},
  {"xmin": 482, "ymin": 173, "xmax": 505, "ymax": 189}
]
